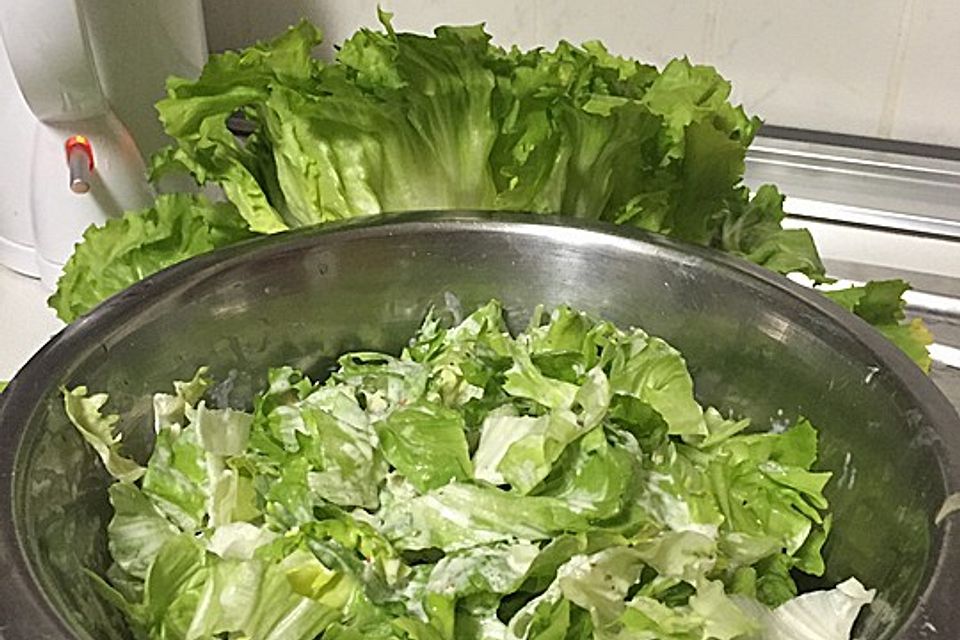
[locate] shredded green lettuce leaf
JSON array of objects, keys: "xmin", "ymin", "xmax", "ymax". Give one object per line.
[{"xmin": 66, "ymin": 301, "xmax": 873, "ymax": 640}]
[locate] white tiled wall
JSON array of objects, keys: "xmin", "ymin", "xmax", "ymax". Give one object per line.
[
  {"xmin": 889, "ymin": 0, "xmax": 960, "ymax": 144},
  {"xmin": 706, "ymin": 2, "xmax": 910, "ymax": 140},
  {"xmin": 201, "ymin": 0, "xmax": 960, "ymax": 147}
]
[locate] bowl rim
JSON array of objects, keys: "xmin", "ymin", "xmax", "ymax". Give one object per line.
[{"xmin": 1, "ymin": 210, "xmax": 958, "ymax": 639}]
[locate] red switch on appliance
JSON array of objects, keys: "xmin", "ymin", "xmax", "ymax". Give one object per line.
[{"xmin": 65, "ymin": 135, "xmax": 94, "ymax": 194}]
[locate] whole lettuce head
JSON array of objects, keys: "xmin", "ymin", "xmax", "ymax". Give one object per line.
[{"xmin": 49, "ymin": 13, "xmax": 930, "ymax": 370}]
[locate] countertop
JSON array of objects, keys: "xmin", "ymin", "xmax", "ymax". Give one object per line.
[{"xmin": 0, "ymin": 265, "xmax": 63, "ymax": 381}]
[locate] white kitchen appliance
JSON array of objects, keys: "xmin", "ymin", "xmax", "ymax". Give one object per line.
[{"xmin": 0, "ymin": 0, "xmax": 208, "ymax": 286}]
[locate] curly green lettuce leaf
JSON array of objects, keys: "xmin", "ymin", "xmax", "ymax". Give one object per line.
[
  {"xmin": 424, "ymin": 541, "xmax": 540, "ymax": 598},
  {"xmin": 250, "ymin": 383, "xmax": 388, "ymax": 511},
  {"xmin": 534, "ymin": 428, "xmax": 633, "ymax": 520},
  {"xmin": 507, "ymin": 585, "xmax": 572, "ymax": 640},
  {"xmin": 138, "ymin": 368, "xmax": 259, "ymax": 535},
  {"xmin": 472, "ymin": 409, "xmax": 583, "ymax": 493},
  {"xmin": 107, "ymin": 483, "xmax": 179, "ymax": 578},
  {"xmin": 49, "ymin": 194, "xmax": 255, "ymax": 323},
  {"xmin": 141, "ymin": 411, "xmax": 259, "ymax": 536},
  {"xmin": 332, "ymin": 353, "xmax": 430, "ymax": 418},
  {"xmin": 706, "ymin": 420, "xmax": 832, "ymax": 558},
  {"xmin": 512, "ymin": 552, "xmax": 756, "ymax": 640},
  {"xmin": 192, "ymin": 401, "xmax": 253, "ymax": 456},
  {"xmin": 605, "ymin": 596, "xmax": 705, "ymax": 640},
  {"xmin": 62, "ymin": 386, "xmax": 146, "ymax": 483},
  {"xmin": 273, "ymin": 16, "xmax": 501, "ymax": 222},
  {"xmin": 381, "ymin": 483, "xmax": 589, "ymax": 551},
  {"xmin": 106, "ymin": 530, "xmax": 351, "ymax": 639},
  {"xmin": 375, "ymin": 400, "xmax": 473, "ymax": 492},
  {"xmin": 735, "ymin": 577, "xmax": 875, "ymax": 640},
  {"xmin": 824, "ymin": 279, "xmax": 933, "ymax": 372},
  {"xmin": 153, "ymin": 21, "xmax": 324, "ymax": 232},
  {"xmin": 632, "ymin": 530, "xmax": 717, "ymax": 583},
  {"xmin": 502, "ymin": 352, "xmax": 581, "ymax": 411},
  {"xmin": 180, "ymin": 547, "xmax": 345, "ymax": 640},
  {"xmin": 151, "ymin": 366, "xmax": 210, "ymax": 433},
  {"xmin": 605, "ymin": 331, "xmax": 706, "ymax": 438},
  {"xmin": 718, "ymin": 185, "xmax": 827, "ymax": 283},
  {"xmin": 556, "ymin": 547, "xmax": 646, "ymax": 627},
  {"xmin": 596, "ymin": 580, "xmax": 756, "ymax": 640},
  {"xmin": 141, "ymin": 421, "xmax": 207, "ymax": 531}
]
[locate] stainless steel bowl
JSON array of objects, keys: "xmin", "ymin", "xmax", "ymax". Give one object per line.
[{"xmin": 1, "ymin": 212, "xmax": 958, "ymax": 639}]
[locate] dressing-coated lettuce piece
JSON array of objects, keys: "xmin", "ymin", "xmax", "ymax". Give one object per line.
[
  {"xmin": 375, "ymin": 400, "xmax": 473, "ymax": 492},
  {"xmin": 382, "ymin": 483, "xmax": 589, "ymax": 551},
  {"xmin": 62, "ymin": 386, "xmax": 146, "ymax": 483}
]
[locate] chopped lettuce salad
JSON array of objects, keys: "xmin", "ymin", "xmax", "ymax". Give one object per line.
[{"xmin": 66, "ymin": 301, "xmax": 873, "ymax": 640}]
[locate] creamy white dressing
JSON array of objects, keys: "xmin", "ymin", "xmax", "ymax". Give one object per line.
[
  {"xmin": 638, "ymin": 472, "xmax": 720, "ymax": 540},
  {"xmin": 473, "ymin": 413, "xmax": 533, "ymax": 484}
]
